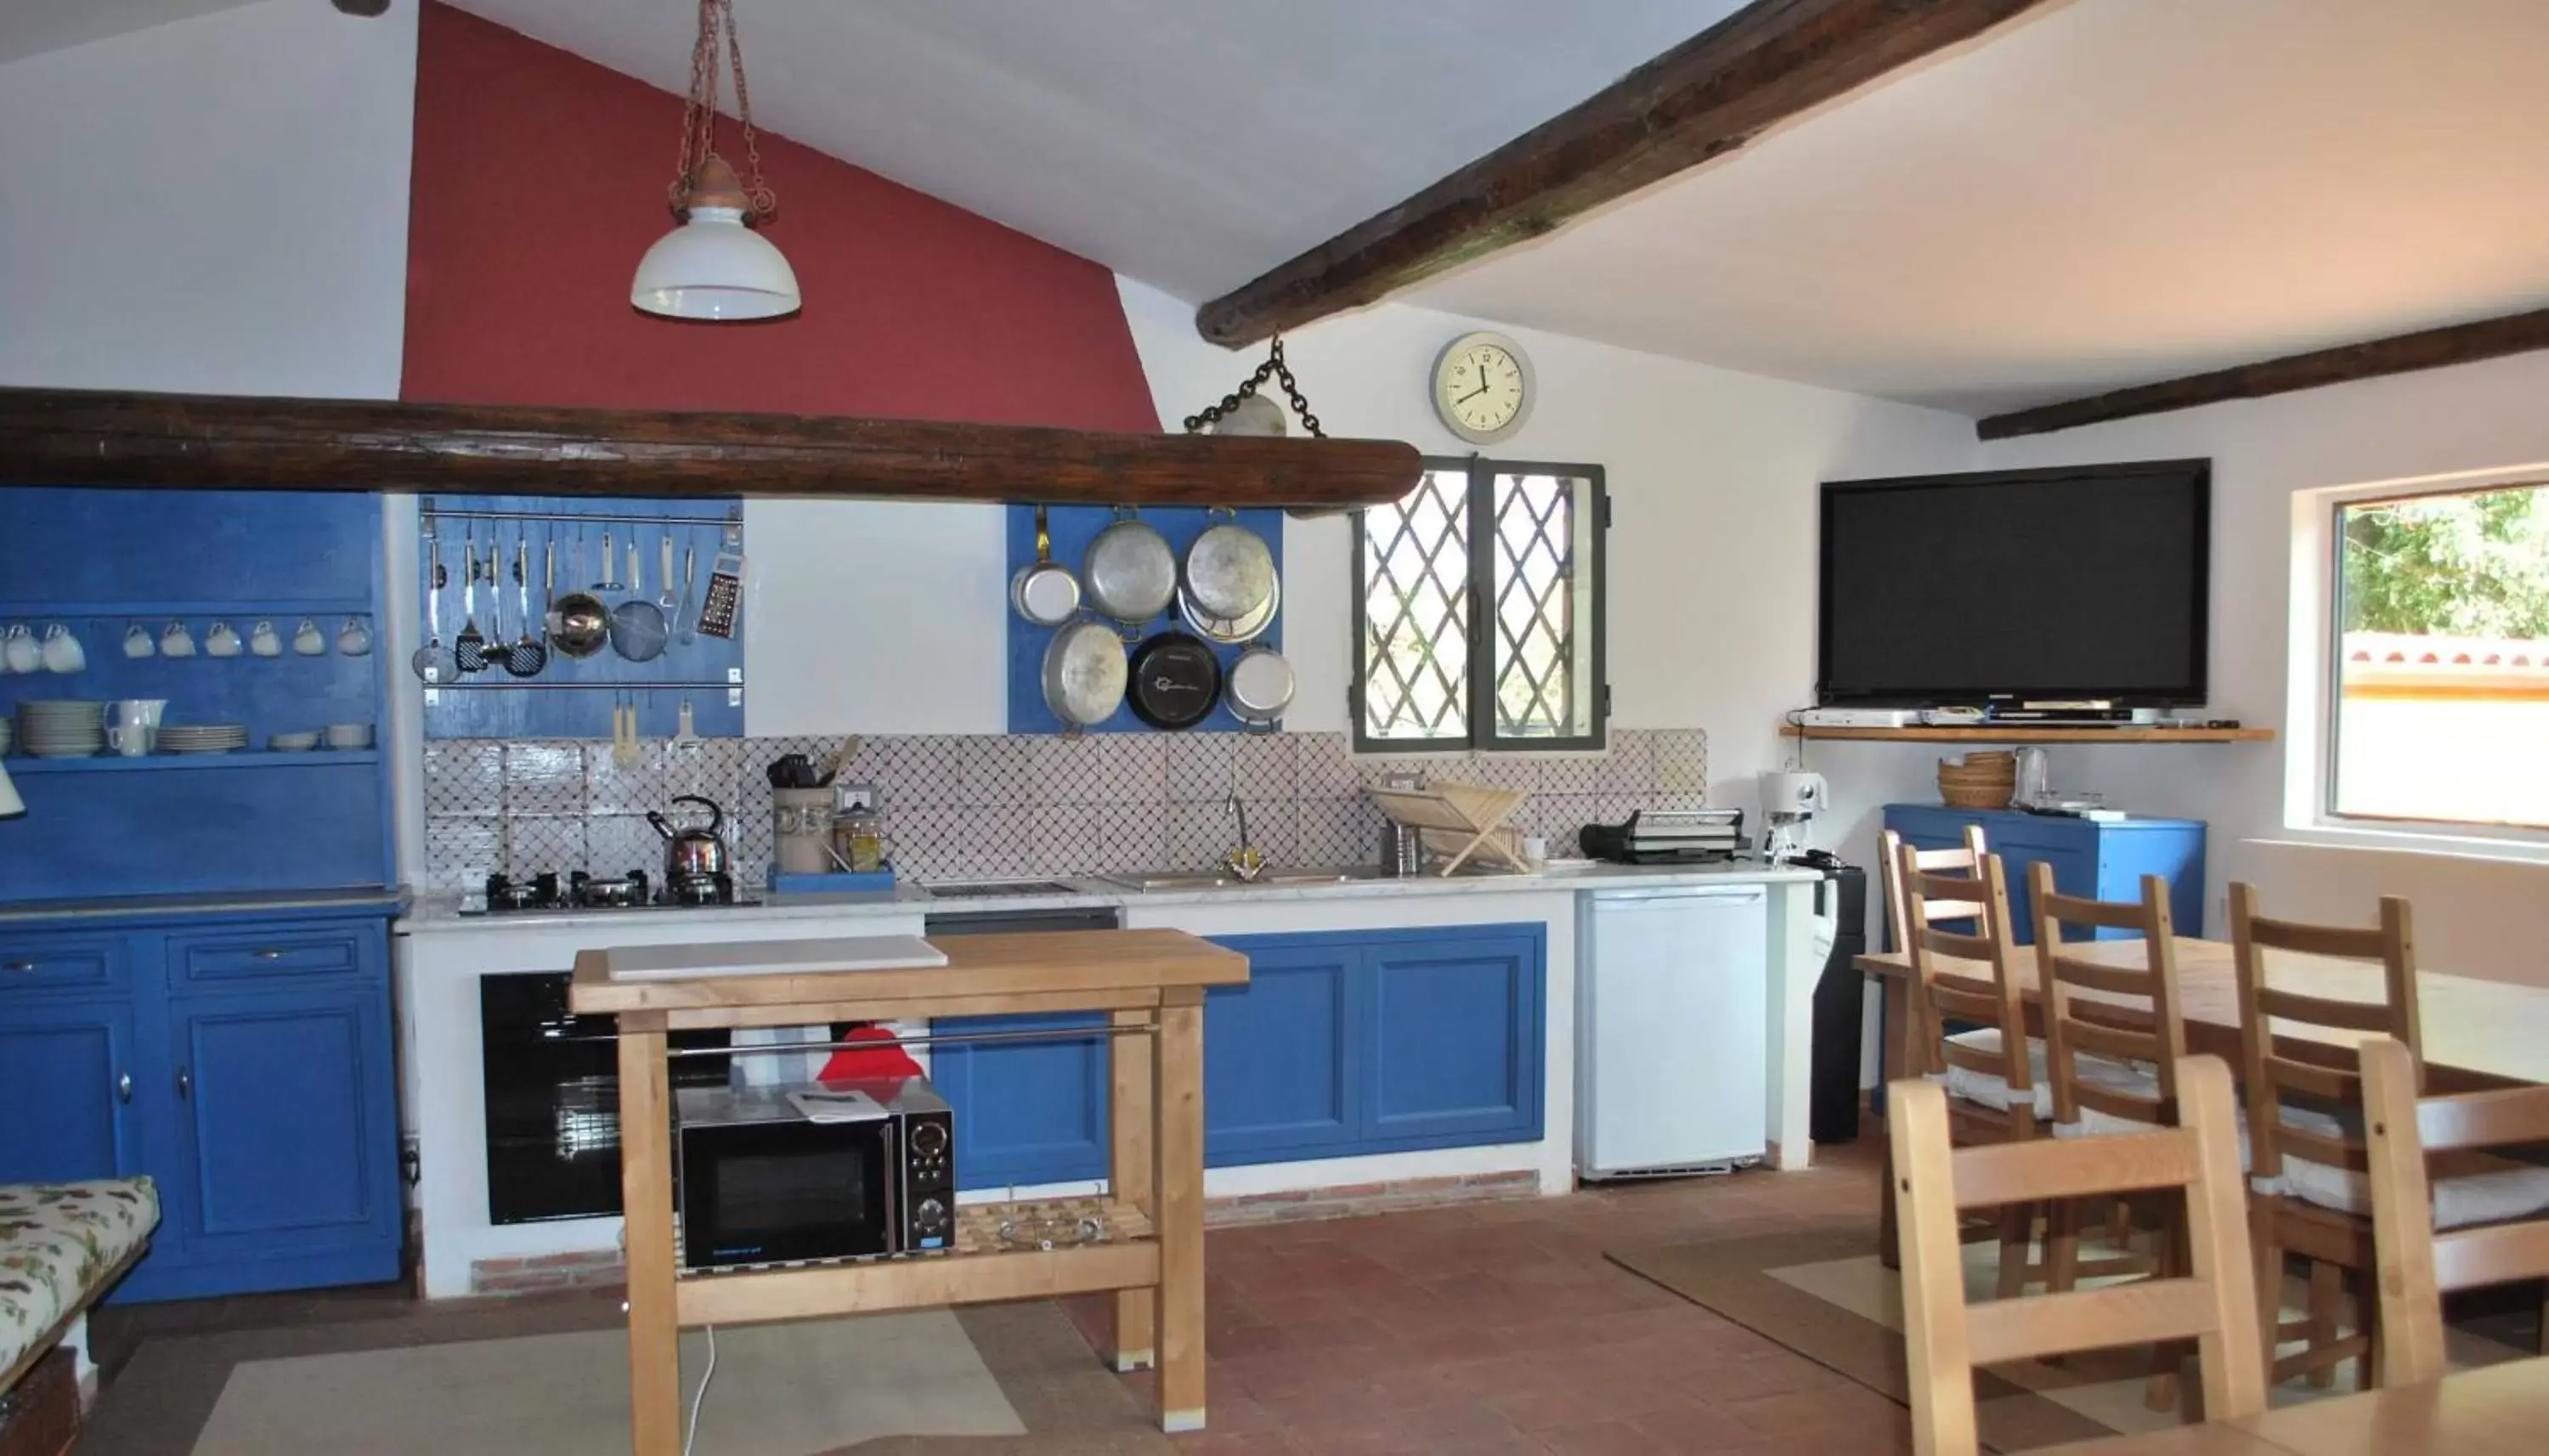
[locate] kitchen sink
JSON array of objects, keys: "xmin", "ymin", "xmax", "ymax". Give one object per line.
[{"xmin": 1098, "ymin": 866, "xmax": 1380, "ymax": 892}]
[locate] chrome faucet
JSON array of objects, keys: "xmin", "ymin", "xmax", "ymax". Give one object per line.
[{"xmin": 1222, "ymin": 779, "xmax": 1267, "ymax": 881}]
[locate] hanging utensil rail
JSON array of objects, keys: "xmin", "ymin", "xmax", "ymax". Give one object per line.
[{"xmin": 419, "ymin": 502, "xmax": 742, "ymax": 530}]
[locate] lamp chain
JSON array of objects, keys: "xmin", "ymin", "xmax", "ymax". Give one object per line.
[
  {"xmin": 1181, "ymin": 337, "xmax": 1327, "ymax": 437},
  {"xmin": 670, "ymin": 0, "xmax": 777, "ymax": 220}
]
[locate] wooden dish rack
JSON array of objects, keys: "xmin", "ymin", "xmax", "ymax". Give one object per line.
[{"xmin": 1367, "ymin": 781, "xmax": 1529, "ymax": 875}]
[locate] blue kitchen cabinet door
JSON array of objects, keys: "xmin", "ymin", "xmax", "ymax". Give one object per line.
[
  {"xmin": 1360, "ymin": 928, "xmax": 1546, "ymax": 1151},
  {"xmin": 1203, "ymin": 934, "xmax": 1358, "ymax": 1165},
  {"xmin": 0, "ymin": 999, "xmax": 142, "ymax": 1184},
  {"xmin": 1882, "ymin": 805, "xmax": 2207, "ymax": 945},
  {"xmin": 932, "ymin": 1013, "xmax": 1110, "ymax": 1191},
  {"xmin": 148, "ymin": 986, "xmax": 400, "ymax": 1295}
]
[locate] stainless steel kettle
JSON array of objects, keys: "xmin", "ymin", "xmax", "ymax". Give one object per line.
[{"xmin": 647, "ymin": 794, "xmax": 729, "ymax": 880}]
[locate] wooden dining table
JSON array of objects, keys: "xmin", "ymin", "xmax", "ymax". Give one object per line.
[
  {"xmin": 1856, "ymin": 936, "xmax": 2549, "ymax": 1261},
  {"xmin": 2043, "ymin": 1357, "xmax": 2549, "ymax": 1454}
]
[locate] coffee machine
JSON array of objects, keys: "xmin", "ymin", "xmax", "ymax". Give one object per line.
[{"xmin": 1759, "ymin": 770, "xmax": 1828, "ymax": 863}]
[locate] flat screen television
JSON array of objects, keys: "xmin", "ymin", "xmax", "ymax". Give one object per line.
[{"xmin": 1817, "ymin": 460, "xmax": 2210, "ymax": 707}]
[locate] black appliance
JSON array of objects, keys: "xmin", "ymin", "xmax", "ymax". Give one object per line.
[
  {"xmin": 1578, "ymin": 810, "xmax": 1749, "ymax": 865},
  {"xmin": 1805, "ymin": 861, "xmax": 1869, "ymax": 1146},
  {"xmin": 479, "ymin": 972, "xmax": 732, "ymax": 1225},
  {"xmin": 1817, "ymin": 460, "xmax": 2211, "ymax": 707},
  {"xmin": 467, "ymin": 867, "xmax": 760, "ymax": 915},
  {"xmin": 675, "ymin": 1078, "xmax": 955, "ymax": 1271}
]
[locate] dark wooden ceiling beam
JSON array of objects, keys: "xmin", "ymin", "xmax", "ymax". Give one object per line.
[
  {"xmin": 1194, "ymin": 0, "xmax": 2060, "ymax": 347},
  {"xmin": 1976, "ymin": 306, "xmax": 2549, "ymax": 439},
  {"xmin": 0, "ymin": 387, "xmax": 1423, "ymax": 511}
]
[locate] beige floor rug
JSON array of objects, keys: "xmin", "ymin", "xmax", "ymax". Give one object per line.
[
  {"xmin": 1613, "ymin": 1227, "xmax": 2535, "ymax": 1452},
  {"xmin": 189, "ymin": 1312, "xmax": 1023, "ymax": 1456}
]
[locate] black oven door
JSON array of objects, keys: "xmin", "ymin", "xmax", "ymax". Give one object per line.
[{"xmin": 679, "ymin": 1120, "xmax": 893, "ymax": 1270}]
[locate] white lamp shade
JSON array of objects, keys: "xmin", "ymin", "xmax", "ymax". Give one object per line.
[
  {"xmin": 631, "ymin": 206, "xmax": 801, "ymax": 320},
  {"xmin": 0, "ymin": 761, "xmax": 22, "ymax": 820}
]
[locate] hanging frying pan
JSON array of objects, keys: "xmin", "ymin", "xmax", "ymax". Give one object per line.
[
  {"xmin": 1011, "ymin": 504, "xmax": 1081, "ymax": 627},
  {"xmin": 1042, "ymin": 618, "xmax": 1128, "ymax": 731},
  {"xmin": 1126, "ymin": 629, "xmax": 1223, "ymax": 731},
  {"xmin": 1082, "ymin": 506, "xmax": 1176, "ymax": 630},
  {"xmin": 1177, "ymin": 574, "xmax": 1279, "ymax": 646},
  {"xmin": 1224, "ymin": 645, "xmax": 1295, "ymax": 733},
  {"xmin": 1181, "ymin": 507, "xmax": 1276, "ymax": 622}
]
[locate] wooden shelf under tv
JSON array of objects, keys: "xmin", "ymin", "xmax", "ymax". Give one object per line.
[{"xmin": 1781, "ymin": 724, "xmax": 2275, "ymax": 744}]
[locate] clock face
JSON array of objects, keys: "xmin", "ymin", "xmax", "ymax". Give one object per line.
[{"xmin": 1435, "ymin": 335, "xmax": 1530, "ymax": 443}]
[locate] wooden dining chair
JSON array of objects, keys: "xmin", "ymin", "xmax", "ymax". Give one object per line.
[
  {"xmin": 1891, "ymin": 1054, "xmax": 2267, "ymax": 1456},
  {"xmin": 2228, "ymin": 883, "xmax": 2422, "ymax": 1389},
  {"xmin": 2360, "ymin": 1034, "xmax": 2549, "ymax": 1386},
  {"xmin": 1880, "ymin": 825, "xmax": 1992, "ymax": 1074},
  {"xmin": 1900, "ymin": 843, "xmax": 2046, "ymax": 1295}
]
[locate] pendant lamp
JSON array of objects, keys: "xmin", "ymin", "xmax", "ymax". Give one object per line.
[{"xmin": 633, "ymin": 1, "xmax": 799, "ymax": 321}]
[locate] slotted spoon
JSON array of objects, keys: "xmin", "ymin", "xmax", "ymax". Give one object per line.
[
  {"xmin": 453, "ymin": 527, "xmax": 488, "ymax": 673},
  {"xmin": 505, "ymin": 532, "xmax": 547, "ymax": 676}
]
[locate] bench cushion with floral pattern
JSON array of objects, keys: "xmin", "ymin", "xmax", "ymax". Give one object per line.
[{"xmin": 0, "ymin": 1179, "xmax": 158, "ymax": 1385}]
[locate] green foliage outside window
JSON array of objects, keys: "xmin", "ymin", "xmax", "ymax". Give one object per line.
[{"xmin": 2340, "ymin": 484, "xmax": 2549, "ymax": 639}]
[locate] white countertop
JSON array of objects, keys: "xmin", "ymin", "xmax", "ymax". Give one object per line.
[{"xmin": 399, "ymin": 860, "xmax": 1823, "ymax": 934}]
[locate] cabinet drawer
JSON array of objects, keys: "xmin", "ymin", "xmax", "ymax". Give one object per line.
[
  {"xmin": 169, "ymin": 927, "xmax": 368, "ymax": 986},
  {"xmin": 0, "ymin": 935, "xmax": 126, "ymax": 996}
]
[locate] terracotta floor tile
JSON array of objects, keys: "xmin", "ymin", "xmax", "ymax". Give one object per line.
[{"xmin": 1530, "ymin": 1418, "xmax": 1674, "ymax": 1455}]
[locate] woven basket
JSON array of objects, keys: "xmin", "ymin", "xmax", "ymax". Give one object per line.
[{"xmin": 1937, "ymin": 750, "xmax": 2016, "ymax": 810}]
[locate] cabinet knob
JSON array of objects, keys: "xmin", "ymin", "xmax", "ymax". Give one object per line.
[
  {"xmin": 253, "ymin": 948, "xmax": 287, "ymax": 961},
  {"xmin": 177, "ymin": 1067, "xmax": 192, "ymax": 1100},
  {"xmin": 118, "ymin": 1071, "xmax": 133, "ymax": 1104},
  {"xmin": 3, "ymin": 961, "xmax": 33, "ymax": 973}
]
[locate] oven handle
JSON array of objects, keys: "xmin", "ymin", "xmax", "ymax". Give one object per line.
[{"xmin": 655, "ymin": 1024, "xmax": 1152, "ymax": 1058}]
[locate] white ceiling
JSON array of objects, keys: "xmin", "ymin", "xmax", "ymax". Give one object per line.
[
  {"xmin": 0, "ymin": 0, "xmax": 263, "ymax": 64},
  {"xmin": 42, "ymin": 2, "xmax": 2546, "ymax": 417}
]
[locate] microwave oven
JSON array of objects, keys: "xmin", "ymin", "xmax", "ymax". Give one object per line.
[{"xmin": 674, "ymin": 1076, "xmax": 956, "ymax": 1272}]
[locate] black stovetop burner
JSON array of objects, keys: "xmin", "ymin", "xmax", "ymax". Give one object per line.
[{"xmin": 472, "ymin": 869, "xmax": 757, "ymax": 914}]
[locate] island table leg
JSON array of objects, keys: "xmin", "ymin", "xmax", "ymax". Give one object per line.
[
  {"xmin": 1155, "ymin": 995, "xmax": 1207, "ymax": 1432},
  {"xmin": 1109, "ymin": 1006, "xmax": 1156, "ymax": 1372},
  {"xmin": 618, "ymin": 1018, "xmax": 681, "ymax": 1456}
]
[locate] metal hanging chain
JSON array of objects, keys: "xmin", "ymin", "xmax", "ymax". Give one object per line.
[
  {"xmin": 670, "ymin": 0, "xmax": 777, "ymax": 220},
  {"xmin": 1182, "ymin": 336, "xmax": 1326, "ymax": 438}
]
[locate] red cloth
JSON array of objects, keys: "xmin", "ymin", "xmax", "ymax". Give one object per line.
[{"xmin": 817, "ymin": 1024, "xmax": 923, "ymax": 1083}]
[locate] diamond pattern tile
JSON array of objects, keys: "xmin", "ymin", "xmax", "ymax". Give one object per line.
[
  {"xmin": 422, "ymin": 741, "xmax": 502, "ymax": 816},
  {"xmin": 503, "ymin": 741, "xmax": 585, "ymax": 815},
  {"xmin": 1098, "ymin": 804, "xmax": 1168, "ymax": 872},
  {"xmin": 960, "ymin": 735, "xmax": 1036, "ymax": 807},
  {"xmin": 504, "ymin": 815, "xmax": 588, "ymax": 875},
  {"xmin": 1165, "ymin": 733, "xmax": 1238, "ymax": 804},
  {"xmin": 1026, "ymin": 736, "xmax": 1108, "ymax": 805},
  {"xmin": 1094, "ymin": 734, "xmax": 1166, "ymax": 805},
  {"xmin": 423, "ymin": 815, "xmax": 501, "ymax": 890},
  {"xmin": 1165, "ymin": 800, "xmax": 1237, "ymax": 869},
  {"xmin": 585, "ymin": 815, "xmax": 661, "ymax": 882},
  {"xmin": 1231, "ymin": 732, "xmax": 1296, "ymax": 801},
  {"xmin": 1291, "ymin": 731, "xmax": 1355, "ymax": 799},
  {"xmin": 1597, "ymin": 731, "xmax": 1656, "ymax": 798},
  {"xmin": 1291, "ymin": 799, "xmax": 1363, "ymax": 866},
  {"xmin": 1653, "ymin": 729, "xmax": 1709, "ymax": 795},
  {"xmin": 1534, "ymin": 753, "xmax": 1602, "ymax": 797}
]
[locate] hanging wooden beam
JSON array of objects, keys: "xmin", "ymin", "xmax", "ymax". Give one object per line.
[
  {"xmin": 0, "ymin": 387, "xmax": 1422, "ymax": 511},
  {"xmin": 1976, "ymin": 307, "xmax": 2549, "ymax": 439},
  {"xmin": 1193, "ymin": 0, "xmax": 2060, "ymax": 347}
]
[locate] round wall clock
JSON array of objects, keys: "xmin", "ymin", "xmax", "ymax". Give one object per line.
[{"xmin": 1431, "ymin": 331, "xmax": 1534, "ymax": 445}]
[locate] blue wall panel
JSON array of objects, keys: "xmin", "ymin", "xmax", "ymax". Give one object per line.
[{"xmin": 1004, "ymin": 505, "xmax": 1284, "ymax": 735}]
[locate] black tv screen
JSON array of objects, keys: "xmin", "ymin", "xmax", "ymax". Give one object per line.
[{"xmin": 1817, "ymin": 460, "xmax": 2210, "ymax": 706}]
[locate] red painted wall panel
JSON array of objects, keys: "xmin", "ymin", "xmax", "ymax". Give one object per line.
[{"xmin": 401, "ymin": 3, "xmax": 1158, "ymax": 431}]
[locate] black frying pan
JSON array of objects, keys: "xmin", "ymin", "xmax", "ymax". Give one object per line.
[{"xmin": 1126, "ymin": 629, "xmax": 1223, "ymax": 731}]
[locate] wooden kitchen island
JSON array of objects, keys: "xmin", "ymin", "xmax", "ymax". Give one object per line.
[{"xmin": 569, "ymin": 928, "xmax": 1250, "ymax": 1453}]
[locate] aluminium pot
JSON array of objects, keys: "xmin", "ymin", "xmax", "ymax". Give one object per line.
[
  {"xmin": 1011, "ymin": 503, "xmax": 1081, "ymax": 626},
  {"xmin": 1180, "ymin": 508, "xmax": 1275, "ymax": 623},
  {"xmin": 1224, "ymin": 645, "xmax": 1295, "ymax": 732},
  {"xmin": 1082, "ymin": 507, "xmax": 1176, "ymax": 628},
  {"xmin": 1042, "ymin": 618, "xmax": 1128, "ymax": 731},
  {"xmin": 1177, "ymin": 574, "xmax": 1279, "ymax": 646}
]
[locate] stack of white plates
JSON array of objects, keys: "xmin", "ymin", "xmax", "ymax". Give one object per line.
[
  {"xmin": 0, "ymin": 719, "xmax": 13, "ymax": 755},
  {"xmin": 159, "ymin": 723, "xmax": 249, "ymax": 755},
  {"xmin": 19, "ymin": 701, "xmax": 105, "ymax": 758}
]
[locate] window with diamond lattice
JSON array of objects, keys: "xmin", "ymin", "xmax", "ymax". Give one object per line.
[{"xmin": 1354, "ymin": 459, "xmax": 1607, "ymax": 752}]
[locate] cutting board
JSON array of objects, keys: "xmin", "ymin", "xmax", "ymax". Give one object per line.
[{"xmin": 603, "ymin": 934, "xmax": 950, "ymax": 982}]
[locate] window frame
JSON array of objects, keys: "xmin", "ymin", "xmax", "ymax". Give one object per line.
[
  {"xmin": 2318, "ymin": 475, "xmax": 2549, "ymax": 839},
  {"xmin": 1349, "ymin": 454, "xmax": 1610, "ymax": 755}
]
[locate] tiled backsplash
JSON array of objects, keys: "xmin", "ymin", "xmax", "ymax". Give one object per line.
[{"xmin": 421, "ymin": 729, "xmax": 1708, "ymax": 891}]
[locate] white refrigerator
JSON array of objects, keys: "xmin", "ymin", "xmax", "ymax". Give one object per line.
[{"xmin": 1576, "ymin": 884, "xmax": 1770, "ymax": 1178}]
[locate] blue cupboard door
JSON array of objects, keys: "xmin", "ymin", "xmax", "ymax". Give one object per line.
[
  {"xmin": 164, "ymin": 986, "xmax": 399, "ymax": 1273},
  {"xmin": 1986, "ymin": 820, "xmax": 2095, "ymax": 945},
  {"xmin": 2100, "ymin": 830, "xmax": 2208, "ymax": 937},
  {"xmin": 1360, "ymin": 929, "xmax": 1545, "ymax": 1150},
  {"xmin": 932, "ymin": 1013, "xmax": 1110, "ymax": 1191},
  {"xmin": 0, "ymin": 1000, "xmax": 140, "ymax": 1183},
  {"xmin": 1203, "ymin": 934, "xmax": 1358, "ymax": 1166}
]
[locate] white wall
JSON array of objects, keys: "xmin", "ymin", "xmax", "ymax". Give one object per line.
[{"xmin": 0, "ymin": 0, "xmax": 416, "ymax": 397}]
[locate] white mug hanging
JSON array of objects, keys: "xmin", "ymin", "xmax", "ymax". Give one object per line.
[
  {"xmin": 123, "ymin": 622, "xmax": 156, "ymax": 659},
  {"xmin": 292, "ymin": 618, "xmax": 326, "ymax": 656},
  {"xmin": 161, "ymin": 621, "xmax": 197, "ymax": 658},
  {"xmin": 248, "ymin": 619, "xmax": 283, "ymax": 658},
  {"xmin": 205, "ymin": 620, "xmax": 242, "ymax": 658},
  {"xmin": 336, "ymin": 617, "xmax": 373, "ymax": 657},
  {"xmin": 41, "ymin": 624, "xmax": 86, "ymax": 674},
  {"xmin": 0, "ymin": 625, "xmax": 32, "ymax": 674}
]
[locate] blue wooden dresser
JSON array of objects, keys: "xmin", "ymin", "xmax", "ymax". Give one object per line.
[
  {"xmin": 0, "ymin": 488, "xmax": 404, "ymax": 1300},
  {"xmin": 1881, "ymin": 804, "xmax": 2207, "ymax": 944}
]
